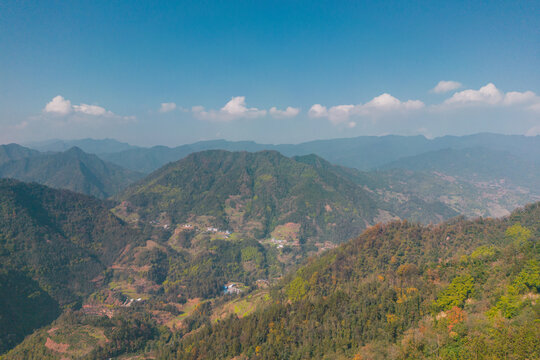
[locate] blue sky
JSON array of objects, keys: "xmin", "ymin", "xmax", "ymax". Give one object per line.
[{"xmin": 1, "ymin": 0, "xmax": 539, "ymax": 146}]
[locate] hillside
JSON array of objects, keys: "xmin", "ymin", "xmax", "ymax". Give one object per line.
[
  {"xmin": 3, "ymin": 191, "xmax": 538, "ymax": 359},
  {"xmin": 0, "ymin": 144, "xmax": 39, "ymax": 165},
  {"xmin": 0, "ymin": 147, "xmax": 143, "ymax": 198},
  {"xmin": 0, "ymin": 179, "xmax": 143, "ymax": 353},
  {"xmin": 118, "ymin": 150, "xmax": 455, "ymax": 246},
  {"xmin": 351, "ymin": 168, "xmax": 540, "ymax": 218},
  {"xmin": 381, "ymin": 147, "xmax": 540, "ymax": 193},
  {"xmin": 161, "ymin": 203, "xmax": 540, "ymax": 360}
]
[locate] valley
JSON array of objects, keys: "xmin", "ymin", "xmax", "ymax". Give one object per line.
[{"xmin": 0, "ymin": 135, "xmax": 539, "ymax": 359}]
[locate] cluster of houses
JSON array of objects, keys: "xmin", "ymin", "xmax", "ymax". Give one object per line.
[
  {"xmin": 179, "ymin": 223, "xmax": 232, "ymax": 238},
  {"xmin": 206, "ymin": 227, "xmax": 231, "ymax": 235},
  {"xmin": 122, "ymin": 297, "xmax": 144, "ymax": 307},
  {"xmin": 149, "ymin": 219, "xmax": 170, "ymax": 229},
  {"xmin": 270, "ymin": 237, "xmax": 287, "ymax": 249},
  {"xmin": 223, "ymin": 283, "xmax": 243, "ymax": 295}
]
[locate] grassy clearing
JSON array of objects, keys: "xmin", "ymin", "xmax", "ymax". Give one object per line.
[
  {"xmin": 108, "ymin": 280, "xmax": 148, "ymax": 300},
  {"xmin": 212, "ymin": 291, "xmax": 270, "ymax": 321},
  {"xmin": 45, "ymin": 324, "xmax": 108, "ymax": 358}
]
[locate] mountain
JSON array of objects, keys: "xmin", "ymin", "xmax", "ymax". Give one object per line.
[
  {"xmin": 26, "ymin": 138, "xmax": 139, "ymax": 154},
  {"xmin": 289, "ymin": 133, "xmax": 540, "ymax": 170},
  {"xmin": 0, "ymin": 147, "xmax": 144, "ymax": 198},
  {"xmin": 100, "ymin": 139, "xmax": 271, "ymax": 174},
  {"xmin": 118, "ymin": 150, "xmax": 455, "ymax": 246},
  {"xmin": 0, "ymin": 143, "xmax": 39, "ymax": 165},
  {"xmin": 97, "ymin": 133, "xmax": 540, "ymax": 174},
  {"xmin": 381, "ymin": 147, "xmax": 540, "ymax": 193},
  {"xmin": 118, "ymin": 150, "xmax": 377, "ymax": 245},
  {"xmin": 161, "ymin": 203, "xmax": 540, "ymax": 360},
  {"xmin": 0, "ymin": 179, "xmax": 143, "ymax": 353},
  {"xmin": 100, "ymin": 136, "xmax": 435, "ymax": 174}
]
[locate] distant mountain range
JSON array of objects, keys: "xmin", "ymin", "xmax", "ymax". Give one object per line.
[
  {"xmin": 0, "ymin": 145, "xmax": 143, "ymax": 198},
  {"xmin": 35, "ymin": 133, "xmax": 537, "ymax": 174},
  {"xmin": 25, "ymin": 138, "xmax": 138, "ymax": 154}
]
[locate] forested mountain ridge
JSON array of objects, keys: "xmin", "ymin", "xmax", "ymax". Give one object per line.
[
  {"xmin": 96, "ymin": 133, "xmax": 540, "ymax": 217},
  {"xmin": 0, "ymin": 179, "xmax": 143, "ymax": 352},
  {"xmin": 0, "ymin": 147, "xmax": 143, "ymax": 198},
  {"xmin": 118, "ymin": 150, "xmax": 455, "ymax": 246},
  {"xmin": 160, "ymin": 203, "xmax": 540, "ymax": 360}
]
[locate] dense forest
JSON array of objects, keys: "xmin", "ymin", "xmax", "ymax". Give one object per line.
[
  {"xmin": 0, "ymin": 179, "xmax": 143, "ymax": 352},
  {"xmin": 158, "ymin": 204, "xmax": 540, "ymax": 359}
]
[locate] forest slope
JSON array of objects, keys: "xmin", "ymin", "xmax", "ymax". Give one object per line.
[
  {"xmin": 119, "ymin": 150, "xmax": 455, "ymax": 245},
  {"xmin": 163, "ymin": 203, "xmax": 540, "ymax": 360},
  {"xmin": 0, "ymin": 179, "xmax": 143, "ymax": 352}
]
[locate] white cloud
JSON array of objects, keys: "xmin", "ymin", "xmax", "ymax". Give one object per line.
[
  {"xmin": 308, "ymin": 104, "xmax": 357, "ymax": 124},
  {"xmin": 44, "ymin": 95, "xmax": 72, "ymax": 115},
  {"xmin": 431, "ymin": 80, "xmax": 462, "ymax": 93},
  {"xmin": 442, "ymin": 83, "xmax": 540, "ymax": 111},
  {"xmin": 73, "ymin": 103, "xmax": 112, "ymax": 116},
  {"xmin": 159, "ymin": 102, "xmax": 177, "ymax": 113},
  {"xmin": 42, "ymin": 95, "xmax": 133, "ymax": 122},
  {"xmin": 193, "ymin": 96, "xmax": 267, "ymax": 121},
  {"xmin": 308, "ymin": 104, "xmax": 328, "ymax": 118},
  {"xmin": 326, "ymin": 105, "xmax": 356, "ymax": 124},
  {"xmin": 269, "ymin": 106, "xmax": 300, "ymax": 118},
  {"xmin": 444, "ymin": 83, "xmax": 503, "ymax": 105},
  {"xmin": 363, "ymin": 93, "xmax": 424, "ymax": 111},
  {"xmin": 503, "ymin": 91, "xmax": 537, "ymax": 105},
  {"xmin": 309, "ymin": 93, "xmax": 424, "ymax": 125}
]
